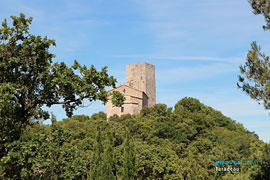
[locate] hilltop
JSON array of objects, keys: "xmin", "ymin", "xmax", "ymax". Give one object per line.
[{"xmin": 1, "ymin": 97, "xmax": 269, "ymax": 179}]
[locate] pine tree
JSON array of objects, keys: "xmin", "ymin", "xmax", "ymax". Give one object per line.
[
  {"xmin": 102, "ymin": 129, "xmax": 116, "ymax": 180},
  {"xmin": 89, "ymin": 125, "xmax": 103, "ymax": 180},
  {"xmin": 122, "ymin": 129, "xmax": 137, "ymax": 180},
  {"xmin": 89, "ymin": 121, "xmax": 116, "ymax": 180}
]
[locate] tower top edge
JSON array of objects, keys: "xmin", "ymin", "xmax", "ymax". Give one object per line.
[{"xmin": 126, "ymin": 62, "xmax": 155, "ymax": 67}]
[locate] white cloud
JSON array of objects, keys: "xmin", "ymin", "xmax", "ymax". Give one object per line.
[
  {"xmin": 131, "ymin": 0, "xmax": 268, "ymax": 57},
  {"xmin": 113, "ymin": 54, "xmax": 244, "ymax": 63}
]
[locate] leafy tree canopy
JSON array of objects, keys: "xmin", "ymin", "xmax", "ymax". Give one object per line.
[
  {"xmin": 0, "ymin": 13, "xmax": 123, "ymax": 154},
  {"xmin": 1, "ymin": 97, "xmax": 268, "ymax": 179}
]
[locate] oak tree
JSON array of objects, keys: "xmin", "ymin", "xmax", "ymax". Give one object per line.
[{"xmin": 0, "ymin": 13, "xmax": 123, "ymax": 156}]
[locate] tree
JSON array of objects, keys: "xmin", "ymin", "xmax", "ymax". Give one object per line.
[
  {"xmin": 122, "ymin": 129, "xmax": 136, "ymax": 180},
  {"xmin": 1, "ymin": 124, "xmax": 88, "ymax": 179},
  {"xmin": 102, "ymin": 128, "xmax": 115, "ymax": 180},
  {"xmin": 249, "ymin": 0, "xmax": 270, "ymax": 30},
  {"xmin": 237, "ymin": 1, "xmax": 270, "ymax": 111},
  {"xmin": 1, "ymin": 97, "xmax": 265, "ymax": 179},
  {"xmin": 0, "ymin": 13, "xmax": 124, "ymax": 155},
  {"xmin": 89, "ymin": 121, "xmax": 116, "ymax": 180},
  {"xmin": 89, "ymin": 124, "xmax": 104, "ymax": 180},
  {"xmin": 251, "ymin": 143, "xmax": 270, "ymax": 179},
  {"xmin": 237, "ymin": 42, "xmax": 270, "ymax": 109}
]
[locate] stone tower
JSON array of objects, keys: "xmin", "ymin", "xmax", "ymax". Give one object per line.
[
  {"xmin": 106, "ymin": 62, "xmax": 156, "ymax": 118},
  {"xmin": 126, "ymin": 62, "xmax": 156, "ymax": 107}
]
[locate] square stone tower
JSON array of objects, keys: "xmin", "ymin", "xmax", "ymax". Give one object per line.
[
  {"xmin": 106, "ymin": 62, "xmax": 156, "ymax": 118},
  {"xmin": 126, "ymin": 62, "xmax": 156, "ymax": 107}
]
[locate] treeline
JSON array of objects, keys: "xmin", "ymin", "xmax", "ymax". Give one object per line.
[{"xmin": 0, "ymin": 97, "xmax": 269, "ymax": 179}]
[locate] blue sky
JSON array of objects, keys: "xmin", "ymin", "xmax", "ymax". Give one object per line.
[{"xmin": 1, "ymin": 0, "xmax": 270, "ymax": 142}]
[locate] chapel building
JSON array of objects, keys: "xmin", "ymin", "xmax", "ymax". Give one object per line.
[{"xmin": 106, "ymin": 62, "xmax": 156, "ymax": 118}]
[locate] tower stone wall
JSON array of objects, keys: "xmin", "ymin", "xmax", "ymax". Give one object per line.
[
  {"xmin": 126, "ymin": 62, "xmax": 156, "ymax": 107},
  {"xmin": 107, "ymin": 62, "xmax": 156, "ymax": 118}
]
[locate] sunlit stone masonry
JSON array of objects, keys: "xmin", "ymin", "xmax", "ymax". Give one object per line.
[{"xmin": 106, "ymin": 62, "xmax": 156, "ymax": 118}]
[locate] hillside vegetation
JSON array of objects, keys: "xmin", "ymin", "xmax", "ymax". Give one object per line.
[{"xmin": 1, "ymin": 97, "xmax": 269, "ymax": 179}]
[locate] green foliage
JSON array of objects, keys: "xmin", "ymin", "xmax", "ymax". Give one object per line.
[
  {"xmin": 51, "ymin": 112, "xmax": 57, "ymax": 125},
  {"xmin": 237, "ymin": 42, "xmax": 270, "ymax": 109},
  {"xmin": 250, "ymin": 143, "xmax": 270, "ymax": 179},
  {"xmin": 0, "ymin": 97, "xmax": 268, "ymax": 179},
  {"xmin": 2, "ymin": 11, "xmax": 268, "ymax": 180},
  {"xmin": 122, "ymin": 130, "xmax": 136, "ymax": 180},
  {"xmin": 1, "ymin": 124, "xmax": 87, "ymax": 179},
  {"xmin": 90, "ymin": 112, "xmax": 106, "ymax": 121},
  {"xmin": 0, "ymin": 13, "xmax": 123, "ymax": 159},
  {"xmin": 238, "ymin": 1, "xmax": 270, "ymax": 112},
  {"xmin": 175, "ymin": 97, "xmax": 204, "ymax": 113},
  {"xmin": 89, "ymin": 121, "xmax": 116, "ymax": 180},
  {"xmin": 111, "ymin": 91, "xmax": 126, "ymax": 107},
  {"xmin": 249, "ymin": 0, "xmax": 270, "ymax": 30}
]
